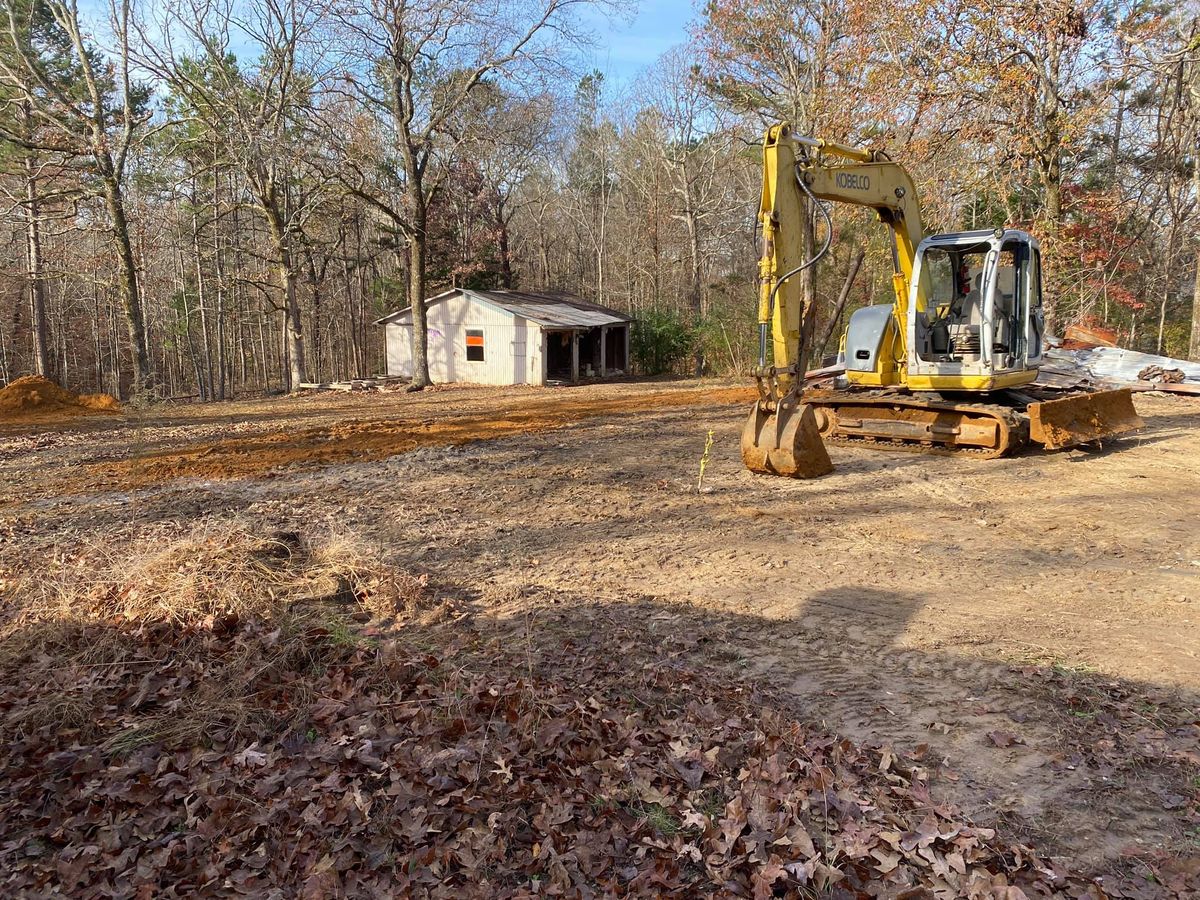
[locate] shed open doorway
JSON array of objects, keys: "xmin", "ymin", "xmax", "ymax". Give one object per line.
[
  {"xmin": 543, "ymin": 324, "xmax": 631, "ymax": 383},
  {"xmin": 545, "ymin": 330, "xmax": 576, "ymax": 382}
]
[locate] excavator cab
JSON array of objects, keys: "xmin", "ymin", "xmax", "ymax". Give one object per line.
[
  {"xmin": 844, "ymin": 228, "xmax": 1045, "ymax": 393},
  {"xmin": 908, "ymin": 229, "xmax": 1044, "ymax": 388}
]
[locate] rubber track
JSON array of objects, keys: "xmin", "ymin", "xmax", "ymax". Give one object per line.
[{"xmin": 806, "ymin": 391, "xmax": 1028, "ymax": 459}]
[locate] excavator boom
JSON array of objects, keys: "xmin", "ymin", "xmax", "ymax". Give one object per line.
[{"xmin": 740, "ymin": 124, "xmax": 833, "ymax": 477}]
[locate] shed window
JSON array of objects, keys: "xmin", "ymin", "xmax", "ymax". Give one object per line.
[{"xmin": 465, "ymin": 329, "xmax": 484, "ymax": 362}]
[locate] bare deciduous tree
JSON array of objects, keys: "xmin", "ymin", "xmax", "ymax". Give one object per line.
[
  {"xmin": 1, "ymin": 0, "xmax": 153, "ymax": 392},
  {"xmin": 332, "ymin": 0, "xmax": 609, "ymax": 388}
]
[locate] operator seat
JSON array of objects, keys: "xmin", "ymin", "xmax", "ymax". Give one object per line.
[
  {"xmin": 950, "ymin": 274, "xmax": 1015, "ymax": 354},
  {"xmin": 948, "ymin": 275, "xmax": 984, "ymax": 355}
]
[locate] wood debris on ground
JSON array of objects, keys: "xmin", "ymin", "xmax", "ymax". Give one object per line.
[{"xmin": 297, "ymin": 376, "xmax": 410, "ymax": 392}]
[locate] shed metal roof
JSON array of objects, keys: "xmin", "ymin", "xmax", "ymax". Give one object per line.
[{"xmin": 374, "ymin": 289, "xmax": 632, "ymax": 329}]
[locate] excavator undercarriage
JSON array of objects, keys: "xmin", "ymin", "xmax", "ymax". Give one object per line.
[
  {"xmin": 741, "ymin": 380, "xmax": 1142, "ymax": 473},
  {"xmin": 801, "ymin": 385, "xmax": 1142, "ymax": 459}
]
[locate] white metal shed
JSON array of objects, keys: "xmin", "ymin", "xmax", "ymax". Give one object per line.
[{"xmin": 375, "ymin": 289, "xmax": 632, "ymax": 386}]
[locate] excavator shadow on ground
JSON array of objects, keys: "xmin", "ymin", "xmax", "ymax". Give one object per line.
[{"xmin": 491, "ymin": 591, "xmax": 1200, "ymax": 877}]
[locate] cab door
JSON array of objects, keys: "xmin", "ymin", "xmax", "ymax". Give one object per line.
[
  {"xmin": 1025, "ymin": 244, "xmax": 1045, "ymax": 365},
  {"xmin": 993, "ymin": 235, "xmax": 1043, "ymax": 371}
]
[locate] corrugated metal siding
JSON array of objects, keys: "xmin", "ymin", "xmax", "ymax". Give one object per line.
[
  {"xmin": 377, "ymin": 289, "xmax": 630, "ymax": 329},
  {"xmin": 468, "ymin": 290, "xmax": 630, "ymax": 327},
  {"xmin": 385, "ymin": 324, "xmax": 413, "ymax": 379},
  {"xmin": 384, "ymin": 292, "xmax": 545, "ymax": 385}
]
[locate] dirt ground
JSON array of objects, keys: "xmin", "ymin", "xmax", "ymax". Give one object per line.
[{"xmin": 2, "ymin": 379, "xmax": 1198, "ymax": 877}]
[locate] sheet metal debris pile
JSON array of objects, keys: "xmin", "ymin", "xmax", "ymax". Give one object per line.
[{"xmin": 1041, "ymin": 346, "xmax": 1200, "ymax": 397}]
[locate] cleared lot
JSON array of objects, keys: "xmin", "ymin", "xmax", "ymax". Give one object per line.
[{"xmin": 1, "ymin": 380, "xmax": 1197, "ymax": 886}]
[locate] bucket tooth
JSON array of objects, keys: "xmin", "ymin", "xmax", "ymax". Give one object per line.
[
  {"xmin": 741, "ymin": 402, "xmax": 833, "ymax": 478},
  {"xmin": 1028, "ymin": 388, "xmax": 1143, "ymax": 450}
]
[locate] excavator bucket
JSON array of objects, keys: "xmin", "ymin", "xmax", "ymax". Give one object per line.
[
  {"xmin": 741, "ymin": 401, "xmax": 834, "ymax": 478},
  {"xmin": 1027, "ymin": 388, "xmax": 1143, "ymax": 450}
]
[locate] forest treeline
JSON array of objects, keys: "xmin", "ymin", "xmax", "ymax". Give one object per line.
[{"xmin": 0, "ymin": 0, "xmax": 1197, "ymax": 398}]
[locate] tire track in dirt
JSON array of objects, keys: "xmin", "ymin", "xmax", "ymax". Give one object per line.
[{"xmin": 722, "ymin": 618, "xmax": 1190, "ymax": 867}]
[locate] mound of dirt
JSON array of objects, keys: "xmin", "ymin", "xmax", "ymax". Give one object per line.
[{"xmin": 0, "ymin": 375, "xmax": 119, "ymax": 422}]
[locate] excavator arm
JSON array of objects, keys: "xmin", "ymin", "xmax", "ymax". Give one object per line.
[
  {"xmin": 797, "ymin": 137, "xmax": 925, "ymax": 317},
  {"xmin": 742, "ymin": 123, "xmax": 926, "ymax": 477}
]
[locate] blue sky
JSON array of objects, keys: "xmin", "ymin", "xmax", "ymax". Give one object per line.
[
  {"xmin": 583, "ymin": 0, "xmax": 698, "ymax": 85},
  {"xmin": 80, "ymin": 0, "xmax": 699, "ymax": 91}
]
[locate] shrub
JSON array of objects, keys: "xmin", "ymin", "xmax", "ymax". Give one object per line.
[{"xmin": 631, "ymin": 307, "xmax": 696, "ymax": 375}]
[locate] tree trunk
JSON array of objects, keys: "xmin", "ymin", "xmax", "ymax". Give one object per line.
[
  {"xmin": 1041, "ymin": 172, "xmax": 1062, "ymax": 334},
  {"xmin": 175, "ymin": 249, "xmax": 205, "ymax": 398},
  {"xmin": 685, "ymin": 210, "xmax": 703, "ymax": 376},
  {"xmin": 108, "ymin": 295, "xmax": 120, "ymax": 396},
  {"xmin": 1158, "ymin": 218, "xmax": 1179, "ymax": 355},
  {"xmin": 0, "ymin": 319, "xmax": 10, "ymax": 384},
  {"xmin": 91, "ymin": 279, "xmax": 102, "ymax": 389},
  {"xmin": 1037, "ymin": 36, "xmax": 1065, "ymax": 336},
  {"xmin": 817, "ymin": 249, "xmax": 865, "ymax": 359},
  {"xmin": 283, "ymin": 272, "xmax": 304, "ymax": 390},
  {"xmin": 538, "ymin": 234, "xmax": 550, "ymax": 289},
  {"xmin": 192, "ymin": 199, "xmax": 215, "ymax": 400},
  {"xmin": 215, "ymin": 235, "xmax": 227, "ymax": 401},
  {"xmin": 310, "ymin": 259, "xmax": 323, "ymax": 382},
  {"xmin": 1189, "ymin": 246, "xmax": 1200, "ymax": 361},
  {"xmin": 214, "ymin": 151, "xmax": 227, "ymax": 400},
  {"xmin": 256, "ymin": 306, "xmax": 269, "ymax": 388},
  {"xmin": 102, "ymin": 177, "xmax": 151, "ymax": 395},
  {"xmin": 24, "ymin": 143, "xmax": 50, "ymax": 378},
  {"xmin": 408, "ymin": 211, "xmax": 432, "ymax": 387},
  {"xmin": 264, "ymin": 207, "xmax": 306, "ymax": 390},
  {"xmin": 1191, "ymin": 165, "xmax": 1200, "ymax": 360},
  {"xmin": 497, "ymin": 199, "xmax": 514, "ymax": 289},
  {"xmin": 650, "ymin": 177, "xmax": 660, "ymax": 307}
]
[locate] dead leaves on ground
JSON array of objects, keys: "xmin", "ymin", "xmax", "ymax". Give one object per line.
[
  {"xmin": 0, "ymin": 529, "xmax": 1196, "ymax": 898},
  {"xmin": 3, "ymin": 611, "xmax": 1192, "ymax": 899},
  {"xmin": 1018, "ymin": 664, "xmax": 1200, "ymax": 804},
  {"xmin": 986, "ymin": 731, "xmax": 1025, "ymax": 749}
]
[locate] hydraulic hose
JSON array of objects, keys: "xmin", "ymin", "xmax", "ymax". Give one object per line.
[{"xmin": 758, "ymin": 172, "xmax": 834, "ymax": 369}]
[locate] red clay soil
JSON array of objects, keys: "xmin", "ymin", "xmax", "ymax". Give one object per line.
[
  {"xmin": 91, "ymin": 386, "xmax": 755, "ymax": 488},
  {"xmin": 0, "ymin": 376, "xmax": 119, "ymax": 422}
]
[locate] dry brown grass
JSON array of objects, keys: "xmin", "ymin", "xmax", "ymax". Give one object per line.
[
  {"xmin": 0, "ymin": 520, "xmax": 436, "ymax": 748},
  {"xmin": 3, "ymin": 520, "xmax": 427, "ymax": 629}
]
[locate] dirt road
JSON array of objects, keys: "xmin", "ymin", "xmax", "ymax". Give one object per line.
[{"xmin": 2, "ymin": 380, "xmax": 1197, "ymax": 873}]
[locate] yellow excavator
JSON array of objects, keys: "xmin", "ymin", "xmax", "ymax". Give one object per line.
[{"xmin": 741, "ymin": 123, "xmax": 1142, "ymax": 477}]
